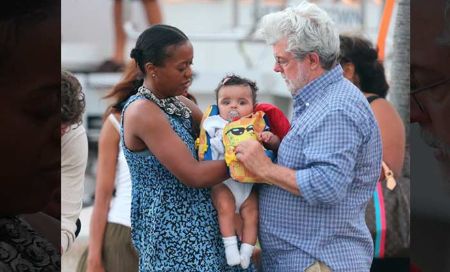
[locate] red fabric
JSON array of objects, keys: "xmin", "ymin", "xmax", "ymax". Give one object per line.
[{"xmin": 255, "ymin": 103, "xmax": 290, "ymax": 139}]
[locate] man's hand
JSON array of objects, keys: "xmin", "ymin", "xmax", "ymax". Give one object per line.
[{"xmin": 235, "ymin": 139, "xmax": 273, "ymax": 181}]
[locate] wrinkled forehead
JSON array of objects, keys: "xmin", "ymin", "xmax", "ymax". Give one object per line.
[{"xmin": 411, "ymin": 0, "xmax": 450, "ymax": 77}]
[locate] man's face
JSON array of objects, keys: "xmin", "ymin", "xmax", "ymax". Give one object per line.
[
  {"xmin": 272, "ymin": 38, "xmax": 311, "ymax": 95},
  {"xmin": 411, "ymin": 0, "xmax": 450, "ymax": 189},
  {"xmin": 0, "ymin": 15, "xmax": 60, "ymax": 214}
]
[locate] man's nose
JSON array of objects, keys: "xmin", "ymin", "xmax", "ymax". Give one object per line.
[{"xmin": 274, "ymin": 63, "xmax": 283, "ymax": 73}]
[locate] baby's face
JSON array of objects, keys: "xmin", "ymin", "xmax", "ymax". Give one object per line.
[{"xmin": 217, "ymin": 85, "xmax": 254, "ymax": 121}]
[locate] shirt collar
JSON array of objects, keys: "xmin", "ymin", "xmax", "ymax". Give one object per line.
[{"xmin": 293, "ymin": 64, "xmax": 344, "ymax": 109}]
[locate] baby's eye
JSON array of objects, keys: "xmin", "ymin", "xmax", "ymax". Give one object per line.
[{"xmin": 239, "ymin": 101, "xmax": 248, "ymax": 105}]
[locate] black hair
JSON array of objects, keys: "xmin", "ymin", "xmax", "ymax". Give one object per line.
[
  {"xmin": 339, "ymin": 35, "xmax": 389, "ymax": 98},
  {"xmin": 130, "ymin": 24, "xmax": 189, "ymax": 74},
  {"xmin": 214, "ymin": 74, "xmax": 258, "ymax": 105}
]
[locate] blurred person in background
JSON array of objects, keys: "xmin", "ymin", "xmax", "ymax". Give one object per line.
[
  {"xmin": 97, "ymin": 0, "xmax": 163, "ymax": 72},
  {"xmin": 339, "ymin": 34, "xmax": 408, "ymax": 272},
  {"xmin": 61, "ymin": 70, "xmax": 89, "ymax": 254},
  {"xmin": 77, "ymin": 61, "xmax": 140, "ymax": 272},
  {"xmin": 411, "ymin": 0, "xmax": 450, "ymax": 270},
  {"xmin": 0, "ymin": 0, "xmax": 60, "ymax": 270}
]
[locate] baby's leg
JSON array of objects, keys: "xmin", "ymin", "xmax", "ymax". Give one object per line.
[
  {"xmin": 238, "ymin": 189, "xmax": 259, "ymax": 269},
  {"xmin": 211, "ymin": 184, "xmax": 240, "ymax": 266}
]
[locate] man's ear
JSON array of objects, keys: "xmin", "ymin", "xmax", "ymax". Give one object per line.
[
  {"xmin": 342, "ymin": 62, "xmax": 355, "ymax": 80},
  {"xmin": 308, "ymin": 53, "xmax": 321, "ymax": 70}
]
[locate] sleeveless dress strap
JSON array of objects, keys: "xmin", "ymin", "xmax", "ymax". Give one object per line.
[
  {"xmin": 367, "ymin": 95, "xmax": 381, "ymax": 104},
  {"xmin": 108, "ymin": 114, "xmax": 120, "ymax": 132}
]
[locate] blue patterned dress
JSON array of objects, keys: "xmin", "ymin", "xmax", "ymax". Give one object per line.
[{"xmin": 121, "ymin": 94, "xmax": 252, "ymax": 272}]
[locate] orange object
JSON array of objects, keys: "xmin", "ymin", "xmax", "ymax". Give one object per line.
[{"xmin": 376, "ymin": 0, "xmax": 395, "ymax": 61}]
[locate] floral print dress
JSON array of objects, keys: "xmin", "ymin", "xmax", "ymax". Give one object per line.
[{"xmin": 121, "ymin": 93, "xmax": 252, "ymax": 272}]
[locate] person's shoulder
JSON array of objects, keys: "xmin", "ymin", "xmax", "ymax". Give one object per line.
[{"xmin": 62, "ymin": 124, "xmax": 86, "ymax": 146}]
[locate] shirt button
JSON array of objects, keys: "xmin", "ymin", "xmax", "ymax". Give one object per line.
[{"xmin": 305, "ymin": 103, "xmax": 310, "ymax": 106}]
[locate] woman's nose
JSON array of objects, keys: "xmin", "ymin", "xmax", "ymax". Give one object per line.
[{"xmin": 185, "ymin": 66, "xmax": 193, "ymax": 79}]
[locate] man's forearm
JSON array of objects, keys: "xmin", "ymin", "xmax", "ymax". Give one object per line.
[{"xmin": 261, "ymin": 163, "xmax": 300, "ymax": 195}]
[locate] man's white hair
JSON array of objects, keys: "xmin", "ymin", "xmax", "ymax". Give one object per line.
[{"xmin": 257, "ymin": 1, "xmax": 340, "ymax": 70}]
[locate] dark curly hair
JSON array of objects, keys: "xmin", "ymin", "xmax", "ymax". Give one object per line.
[
  {"xmin": 339, "ymin": 35, "xmax": 389, "ymax": 98},
  {"xmin": 61, "ymin": 70, "xmax": 85, "ymax": 126},
  {"xmin": 214, "ymin": 74, "xmax": 258, "ymax": 105}
]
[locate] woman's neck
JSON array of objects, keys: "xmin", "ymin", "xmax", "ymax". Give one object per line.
[{"xmin": 143, "ymin": 80, "xmax": 168, "ymax": 99}]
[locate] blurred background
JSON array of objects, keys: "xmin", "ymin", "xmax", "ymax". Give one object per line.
[{"xmin": 61, "ymin": 0, "xmax": 394, "ymax": 270}]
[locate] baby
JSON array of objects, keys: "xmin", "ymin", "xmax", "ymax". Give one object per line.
[{"xmin": 202, "ymin": 75, "xmax": 281, "ymax": 268}]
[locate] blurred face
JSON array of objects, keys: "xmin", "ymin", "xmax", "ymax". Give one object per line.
[
  {"xmin": 217, "ymin": 85, "xmax": 254, "ymax": 121},
  {"xmin": 0, "ymin": 13, "xmax": 60, "ymax": 214},
  {"xmin": 411, "ymin": 0, "xmax": 450, "ymax": 188},
  {"xmin": 151, "ymin": 41, "xmax": 194, "ymax": 98},
  {"xmin": 273, "ymin": 38, "xmax": 311, "ymax": 95}
]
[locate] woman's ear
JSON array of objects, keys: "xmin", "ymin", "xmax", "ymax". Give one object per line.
[
  {"xmin": 144, "ymin": 62, "xmax": 156, "ymax": 77},
  {"xmin": 342, "ymin": 62, "xmax": 355, "ymax": 80}
]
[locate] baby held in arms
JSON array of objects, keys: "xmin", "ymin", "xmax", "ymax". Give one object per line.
[{"xmin": 199, "ymin": 75, "xmax": 281, "ymax": 268}]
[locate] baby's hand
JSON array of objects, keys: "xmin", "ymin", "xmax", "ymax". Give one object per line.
[{"xmin": 259, "ymin": 131, "xmax": 274, "ymax": 144}]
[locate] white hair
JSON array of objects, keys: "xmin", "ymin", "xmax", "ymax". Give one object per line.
[{"xmin": 257, "ymin": 1, "xmax": 340, "ymax": 70}]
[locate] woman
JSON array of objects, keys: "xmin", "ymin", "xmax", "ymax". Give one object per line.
[
  {"xmin": 122, "ymin": 24, "xmax": 250, "ymax": 271},
  {"xmin": 339, "ymin": 35, "xmax": 405, "ymax": 177},
  {"xmin": 77, "ymin": 62, "xmax": 140, "ymax": 272},
  {"xmin": 339, "ymin": 35, "xmax": 407, "ymax": 271}
]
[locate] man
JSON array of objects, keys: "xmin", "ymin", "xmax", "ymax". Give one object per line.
[
  {"xmin": 410, "ymin": 0, "xmax": 450, "ymax": 270},
  {"xmin": 235, "ymin": 2, "xmax": 382, "ymax": 271},
  {"xmin": 61, "ymin": 70, "xmax": 89, "ymax": 254}
]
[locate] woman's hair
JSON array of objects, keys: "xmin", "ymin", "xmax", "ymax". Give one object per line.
[
  {"xmin": 339, "ymin": 35, "xmax": 389, "ymax": 98},
  {"xmin": 130, "ymin": 24, "xmax": 189, "ymax": 74},
  {"xmin": 61, "ymin": 70, "xmax": 85, "ymax": 127},
  {"xmin": 214, "ymin": 74, "xmax": 258, "ymax": 105},
  {"xmin": 257, "ymin": 1, "xmax": 340, "ymax": 70},
  {"xmin": 103, "ymin": 60, "xmax": 142, "ymax": 119}
]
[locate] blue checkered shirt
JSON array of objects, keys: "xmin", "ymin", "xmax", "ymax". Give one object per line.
[{"xmin": 258, "ymin": 65, "xmax": 382, "ymax": 272}]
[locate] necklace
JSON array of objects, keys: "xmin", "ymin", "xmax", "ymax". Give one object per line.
[
  {"xmin": 137, "ymin": 85, "xmax": 193, "ymax": 131},
  {"xmin": 137, "ymin": 85, "xmax": 192, "ymax": 119}
]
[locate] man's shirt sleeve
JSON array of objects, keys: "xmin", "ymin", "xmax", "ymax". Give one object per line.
[{"xmin": 296, "ymin": 109, "xmax": 365, "ymax": 205}]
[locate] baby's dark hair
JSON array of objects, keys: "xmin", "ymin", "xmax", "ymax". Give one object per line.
[{"xmin": 214, "ymin": 74, "xmax": 258, "ymax": 104}]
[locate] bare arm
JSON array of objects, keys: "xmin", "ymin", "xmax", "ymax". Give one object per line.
[
  {"xmin": 370, "ymin": 99, "xmax": 406, "ymax": 177},
  {"xmin": 123, "ymin": 100, "xmax": 228, "ymax": 188},
  {"xmin": 87, "ymin": 117, "xmax": 119, "ymax": 271}
]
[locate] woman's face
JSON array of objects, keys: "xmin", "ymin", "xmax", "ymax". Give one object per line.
[
  {"xmin": 0, "ymin": 14, "xmax": 60, "ymax": 215},
  {"xmin": 153, "ymin": 41, "xmax": 194, "ymax": 98}
]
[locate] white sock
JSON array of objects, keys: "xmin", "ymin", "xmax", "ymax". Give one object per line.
[
  {"xmin": 223, "ymin": 236, "xmax": 240, "ymax": 266},
  {"xmin": 240, "ymin": 243, "xmax": 255, "ymax": 269}
]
